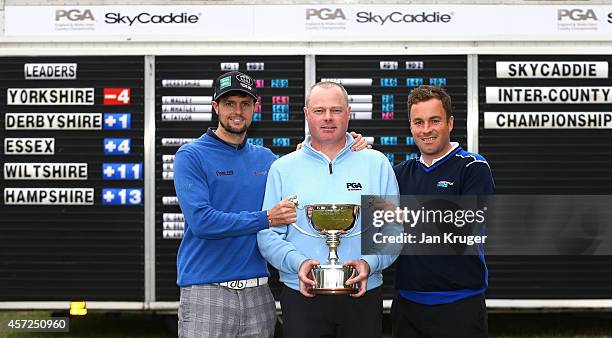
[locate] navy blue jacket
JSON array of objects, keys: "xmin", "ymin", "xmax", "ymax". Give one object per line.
[{"xmin": 393, "ymin": 145, "xmax": 495, "ymax": 305}]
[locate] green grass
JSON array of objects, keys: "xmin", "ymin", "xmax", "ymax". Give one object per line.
[{"xmin": 1, "ymin": 311, "xmax": 611, "ymax": 337}]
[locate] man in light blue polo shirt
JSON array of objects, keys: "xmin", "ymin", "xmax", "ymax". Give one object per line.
[{"xmin": 258, "ymin": 81, "xmax": 399, "ymax": 338}]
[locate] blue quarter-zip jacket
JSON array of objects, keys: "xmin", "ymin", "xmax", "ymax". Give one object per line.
[
  {"xmin": 257, "ymin": 133, "xmax": 400, "ymax": 291},
  {"xmin": 174, "ymin": 129, "xmax": 277, "ymax": 286}
]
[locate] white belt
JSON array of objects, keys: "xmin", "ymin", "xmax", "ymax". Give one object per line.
[{"xmin": 214, "ymin": 277, "xmax": 268, "ymax": 290}]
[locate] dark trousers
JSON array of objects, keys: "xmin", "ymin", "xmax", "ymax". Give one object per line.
[
  {"xmin": 391, "ymin": 293, "xmax": 488, "ymax": 338},
  {"xmin": 280, "ymin": 285, "xmax": 382, "ymax": 338}
]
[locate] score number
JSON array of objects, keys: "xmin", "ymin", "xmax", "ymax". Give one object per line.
[
  {"xmin": 103, "ymin": 113, "xmax": 131, "ymax": 130},
  {"xmin": 273, "ymin": 138, "xmax": 290, "ymax": 147},
  {"xmin": 103, "ymin": 88, "xmax": 131, "ymax": 105},
  {"xmin": 102, "ymin": 163, "xmax": 142, "ymax": 180},
  {"xmin": 380, "ymin": 78, "xmax": 398, "ymax": 87},
  {"xmin": 271, "ymin": 79, "xmax": 288, "ymax": 88},
  {"xmin": 104, "ymin": 138, "xmax": 131, "ymax": 155},
  {"xmin": 247, "ymin": 138, "xmax": 264, "ymax": 146},
  {"xmin": 407, "ymin": 78, "xmax": 424, "ymax": 87},
  {"xmin": 102, "ymin": 188, "xmax": 142, "ymax": 206},
  {"xmin": 380, "ymin": 136, "xmax": 398, "ymax": 145},
  {"xmin": 272, "ymin": 104, "xmax": 289, "ymax": 121}
]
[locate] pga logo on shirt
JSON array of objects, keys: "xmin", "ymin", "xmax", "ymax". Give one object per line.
[{"xmin": 346, "ymin": 182, "xmax": 363, "ymax": 191}]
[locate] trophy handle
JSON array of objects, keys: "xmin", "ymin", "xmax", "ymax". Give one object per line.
[
  {"xmin": 341, "ymin": 205, "xmax": 362, "ymax": 237},
  {"xmin": 306, "ymin": 206, "xmax": 313, "ymax": 224}
]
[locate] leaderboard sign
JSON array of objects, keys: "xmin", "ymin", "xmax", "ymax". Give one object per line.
[
  {"xmin": 479, "ymin": 55, "xmax": 612, "ymax": 192},
  {"xmin": 316, "ymin": 55, "xmax": 468, "ymax": 165},
  {"xmin": 154, "ymin": 56, "xmax": 305, "ymax": 300},
  {"xmin": 485, "ymin": 61, "xmax": 612, "ymax": 129},
  {"xmin": 0, "ymin": 57, "xmax": 145, "ymax": 301},
  {"xmin": 479, "ymin": 55, "xmax": 612, "ymax": 299}
]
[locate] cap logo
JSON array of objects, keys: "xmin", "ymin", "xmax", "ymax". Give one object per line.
[
  {"xmin": 236, "ymin": 74, "xmax": 254, "ymax": 86},
  {"xmin": 219, "ymin": 76, "xmax": 231, "ymax": 89}
]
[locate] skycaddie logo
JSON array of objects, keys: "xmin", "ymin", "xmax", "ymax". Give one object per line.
[{"xmin": 219, "ymin": 76, "xmax": 231, "ymax": 89}]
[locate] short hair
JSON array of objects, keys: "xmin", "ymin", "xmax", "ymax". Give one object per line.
[
  {"xmin": 305, "ymin": 81, "xmax": 349, "ymax": 107},
  {"xmin": 407, "ymin": 85, "xmax": 452, "ymax": 119}
]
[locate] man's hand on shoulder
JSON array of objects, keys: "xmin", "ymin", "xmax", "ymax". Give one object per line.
[{"xmin": 349, "ymin": 131, "xmax": 372, "ymax": 152}]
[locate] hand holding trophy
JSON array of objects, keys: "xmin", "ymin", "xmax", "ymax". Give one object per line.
[{"xmin": 302, "ymin": 203, "xmax": 361, "ymax": 295}]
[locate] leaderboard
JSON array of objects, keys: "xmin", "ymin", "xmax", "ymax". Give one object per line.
[
  {"xmin": 0, "ymin": 57, "xmax": 144, "ymax": 301},
  {"xmin": 316, "ymin": 55, "xmax": 468, "ymax": 165},
  {"xmin": 479, "ymin": 55, "xmax": 612, "ymax": 193},
  {"xmin": 478, "ymin": 55, "xmax": 612, "ymax": 300},
  {"xmin": 154, "ymin": 56, "xmax": 305, "ymax": 300}
]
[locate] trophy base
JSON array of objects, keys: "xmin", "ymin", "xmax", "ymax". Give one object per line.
[
  {"xmin": 311, "ymin": 264, "xmax": 358, "ymax": 295},
  {"xmin": 310, "ymin": 288, "xmax": 358, "ymax": 295}
]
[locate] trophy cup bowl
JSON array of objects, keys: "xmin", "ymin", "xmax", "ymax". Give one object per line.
[{"xmin": 305, "ymin": 204, "xmax": 360, "ymax": 295}]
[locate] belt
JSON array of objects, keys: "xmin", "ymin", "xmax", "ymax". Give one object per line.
[{"xmin": 214, "ymin": 277, "xmax": 268, "ymax": 290}]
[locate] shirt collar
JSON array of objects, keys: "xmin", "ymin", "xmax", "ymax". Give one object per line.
[
  {"xmin": 206, "ymin": 128, "xmax": 247, "ymax": 150},
  {"xmin": 419, "ymin": 142, "xmax": 459, "ymax": 167},
  {"xmin": 303, "ymin": 133, "xmax": 354, "ymax": 162}
]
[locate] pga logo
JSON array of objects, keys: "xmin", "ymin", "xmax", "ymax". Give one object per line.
[
  {"xmin": 306, "ymin": 8, "xmax": 347, "ymax": 21},
  {"xmin": 55, "ymin": 9, "xmax": 95, "ymax": 21},
  {"xmin": 557, "ymin": 9, "xmax": 598, "ymax": 21},
  {"xmin": 346, "ymin": 182, "xmax": 363, "ymax": 191}
]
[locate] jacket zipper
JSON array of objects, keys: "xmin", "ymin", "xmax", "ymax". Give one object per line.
[{"xmin": 328, "ymin": 162, "xmax": 333, "ymax": 175}]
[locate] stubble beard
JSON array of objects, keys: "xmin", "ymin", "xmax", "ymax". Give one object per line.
[{"xmin": 219, "ymin": 118, "xmax": 249, "ymax": 135}]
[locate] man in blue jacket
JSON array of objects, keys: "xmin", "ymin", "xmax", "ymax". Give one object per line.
[
  {"xmin": 392, "ymin": 85, "xmax": 495, "ymax": 338},
  {"xmin": 258, "ymin": 81, "xmax": 399, "ymax": 338},
  {"xmin": 173, "ymin": 71, "xmax": 298, "ymax": 338}
]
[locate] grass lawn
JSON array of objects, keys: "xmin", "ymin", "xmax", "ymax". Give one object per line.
[{"xmin": 1, "ymin": 311, "xmax": 611, "ymax": 337}]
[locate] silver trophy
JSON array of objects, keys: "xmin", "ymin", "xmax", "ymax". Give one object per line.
[{"xmin": 304, "ymin": 204, "xmax": 361, "ymax": 295}]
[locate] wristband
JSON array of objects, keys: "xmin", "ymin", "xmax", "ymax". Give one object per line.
[{"xmin": 266, "ymin": 210, "xmax": 272, "ymax": 227}]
